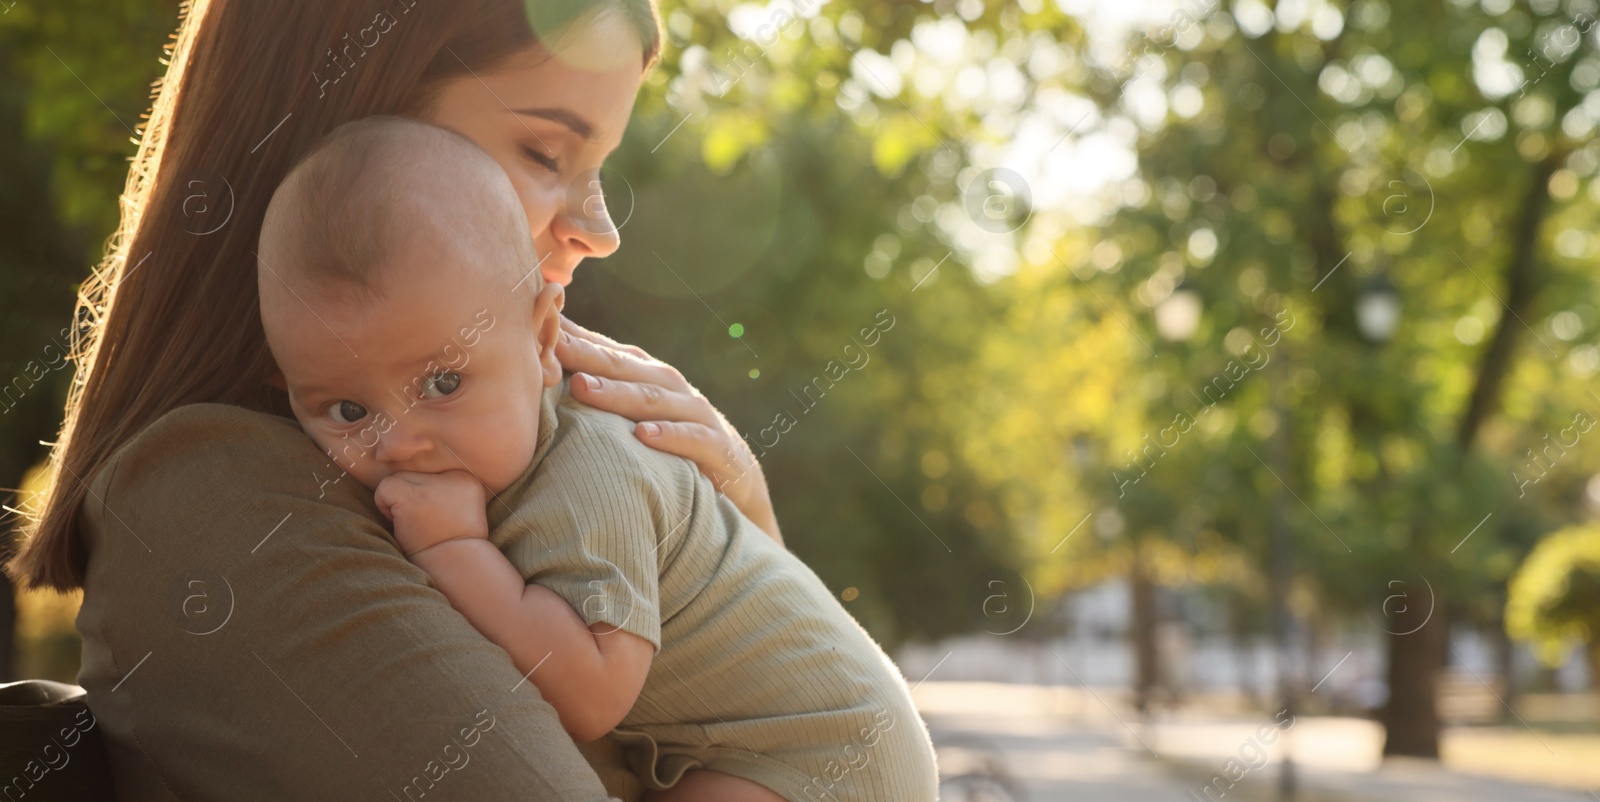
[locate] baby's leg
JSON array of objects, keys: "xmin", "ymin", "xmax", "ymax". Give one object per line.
[{"xmin": 643, "ymin": 769, "xmax": 788, "ymax": 802}]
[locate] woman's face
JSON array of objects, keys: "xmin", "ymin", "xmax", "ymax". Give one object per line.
[{"xmin": 422, "ymin": 14, "xmax": 645, "ymax": 287}]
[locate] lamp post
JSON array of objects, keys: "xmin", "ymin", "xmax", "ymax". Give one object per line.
[
  {"xmin": 1260, "ymin": 273, "xmax": 1398, "ymax": 801},
  {"xmin": 1136, "ymin": 284, "xmax": 1203, "ymax": 721},
  {"xmin": 1267, "ymin": 393, "xmax": 1297, "ymax": 801},
  {"xmin": 1356, "ymin": 274, "xmax": 1401, "ymax": 343}
]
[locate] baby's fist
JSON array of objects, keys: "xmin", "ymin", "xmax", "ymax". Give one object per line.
[{"xmin": 374, "ymin": 470, "xmax": 489, "ymax": 556}]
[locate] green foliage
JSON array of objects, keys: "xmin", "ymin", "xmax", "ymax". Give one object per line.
[
  {"xmin": 1507, "ymin": 524, "xmax": 1600, "ymax": 666},
  {"xmin": 954, "ymin": 0, "xmax": 1600, "ymax": 626},
  {"xmin": 0, "ymin": 1, "xmax": 177, "ymax": 512}
]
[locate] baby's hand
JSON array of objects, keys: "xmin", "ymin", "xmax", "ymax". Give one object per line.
[{"xmin": 374, "ymin": 470, "xmax": 489, "ymax": 556}]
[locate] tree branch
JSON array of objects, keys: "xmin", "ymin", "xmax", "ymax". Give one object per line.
[{"xmin": 1454, "ymin": 149, "xmax": 1561, "ymax": 452}]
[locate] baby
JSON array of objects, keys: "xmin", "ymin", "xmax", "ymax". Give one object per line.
[{"xmin": 256, "ymin": 117, "xmax": 938, "ymax": 802}]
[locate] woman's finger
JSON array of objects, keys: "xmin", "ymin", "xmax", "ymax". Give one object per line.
[
  {"xmin": 634, "ymin": 420, "xmax": 733, "ymax": 474},
  {"xmin": 556, "ymin": 317, "xmax": 696, "ymax": 396},
  {"xmin": 568, "ymin": 373, "xmax": 716, "ymax": 430},
  {"xmin": 635, "ymin": 418, "xmax": 781, "ymax": 541},
  {"xmin": 558, "ymin": 334, "xmax": 692, "ymax": 394},
  {"xmin": 552, "ymin": 317, "xmax": 783, "ymax": 542},
  {"xmin": 559, "ymin": 316, "xmax": 649, "ymax": 359}
]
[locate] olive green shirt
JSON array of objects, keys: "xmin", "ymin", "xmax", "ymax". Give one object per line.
[{"xmin": 77, "ymin": 403, "xmax": 643, "ymax": 801}]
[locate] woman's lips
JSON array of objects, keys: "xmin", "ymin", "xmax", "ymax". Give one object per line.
[{"xmin": 543, "ymin": 261, "xmax": 578, "ymax": 287}]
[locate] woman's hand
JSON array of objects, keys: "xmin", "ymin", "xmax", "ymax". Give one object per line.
[{"xmin": 555, "ymin": 316, "xmax": 782, "ymax": 545}]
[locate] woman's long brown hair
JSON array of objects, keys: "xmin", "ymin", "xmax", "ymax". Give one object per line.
[{"xmin": 9, "ymin": 0, "xmax": 660, "ymax": 590}]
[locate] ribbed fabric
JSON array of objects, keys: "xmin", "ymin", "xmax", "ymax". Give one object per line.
[{"xmin": 486, "ymin": 380, "xmax": 940, "ymax": 801}]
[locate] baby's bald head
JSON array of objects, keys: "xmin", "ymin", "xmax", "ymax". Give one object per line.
[
  {"xmin": 256, "ymin": 117, "xmax": 569, "ymax": 497},
  {"xmin": 258, "ymin": 116, "xmax": 538, "ymax": 309}
]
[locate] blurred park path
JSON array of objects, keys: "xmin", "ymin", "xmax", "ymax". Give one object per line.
[
  {"xmin": 915, "ymin": 682, "xmax": 1600, "ymax": 802},
  {"xmin": 918, "ymin": 681, "xmax": 1197, "ymax": 801}
]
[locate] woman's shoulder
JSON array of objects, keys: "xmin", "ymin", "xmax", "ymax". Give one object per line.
[
  {"xmin": 85, "ymin": 402, "xmax": 349, "ymax": 523},
  {"xmin": 72, "ymin": 402, "xmax": 626, "ymax": 801},
  {"xmin": 115, "ymin": 401, "xmax": 304, "ymax": 454}
]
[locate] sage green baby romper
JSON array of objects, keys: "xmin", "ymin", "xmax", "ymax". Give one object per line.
[{"xmin": 485, "ymin": 381, "xmax": 939, "ymax": 802}]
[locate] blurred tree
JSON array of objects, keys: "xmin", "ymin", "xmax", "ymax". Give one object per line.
[
  {"xmin": 564, "ymin": 0, "xmax": 1093, "ymax": 647},
  {"xmin": 954, "ymin": 0, "xmax": 1600, "ymax": 760},
  {"xmin": 1507, "ymin": 522, "xmax": 1600, "ymax": 712}
]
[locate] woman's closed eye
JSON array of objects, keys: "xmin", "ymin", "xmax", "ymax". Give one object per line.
[
  {"xmin": 519, "ymin": 143, "xmax": 560, "ymax": 173},
  {"xmin": 328, "ymin": 399, "xmax": 368, "ymax": 425},
  {"xmin": 421, "ymin": 371, "xmax": 463, "ymax": 399}
]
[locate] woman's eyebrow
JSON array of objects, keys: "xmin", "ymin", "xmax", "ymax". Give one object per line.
[{"xmin": 511, "ymin": 107, "xmax": 599, "ymax": 142}]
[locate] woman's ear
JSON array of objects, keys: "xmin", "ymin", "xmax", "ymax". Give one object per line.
[{"xmin": 532, "ymin": 282, "xmax": 566, "ymax": 387}]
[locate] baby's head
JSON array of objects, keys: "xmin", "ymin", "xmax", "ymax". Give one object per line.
[{"xmin": 258, "ymin": 116, "xmax": 564, "ymax": 494}]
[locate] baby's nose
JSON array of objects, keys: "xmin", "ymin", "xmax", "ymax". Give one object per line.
[{"xmin": 374, "ymin": 420, "xmax": 431, "ymax": 466}]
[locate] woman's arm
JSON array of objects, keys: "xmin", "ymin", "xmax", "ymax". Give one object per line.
[
  {"xmin": 75, "ymin": 403, "xmax": 630, "ymax": 801},
  {"xmin": 555, "ymin": 317, "xmax": 782, "ymax": 544}
]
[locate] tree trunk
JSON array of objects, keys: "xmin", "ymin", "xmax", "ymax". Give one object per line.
[
  {"xmin": 1380, "ymin": 603, "xmax": 1447, "ymax": 757},
  {"xmin": 1590, "ymin": 645, "xmax": 1600, "ymax": 730},
  {"xmin": 1379, "ymin": 113, "xmax": 1569, "ymax": 766},
  {"xmin": 1130, "ymin": 549, "xmax": 1160, "ymax": 715},
  {"xmin": 1380, "ymin": 34, "xmax": 1588, "ymax": 762},
  {"xmin": 1493, "ymin": 615, "xmax": 1518, "ymax": 721}
]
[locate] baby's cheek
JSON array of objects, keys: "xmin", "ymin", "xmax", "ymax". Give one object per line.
[
  {"xmin": 306, "ymin": 424, "xmax": 382, "ymax": 490},
  {"xmin": 482, "ymin": 407, "xmax": 541, "ymax": 493}
]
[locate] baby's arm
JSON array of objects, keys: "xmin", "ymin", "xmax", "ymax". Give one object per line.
[{"xmin": 375, "ymin": 470, "xmax": 654, "ymax": 742}]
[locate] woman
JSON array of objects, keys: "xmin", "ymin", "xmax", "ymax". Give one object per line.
[{"xmin": 8, "ymin": 0, "xmax": 782, "ymax": 798}]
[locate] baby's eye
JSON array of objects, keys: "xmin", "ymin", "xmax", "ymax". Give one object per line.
[
  {"xmin": 421, "ymin": 371, "xmax": 462, "ymax": 399},
  {"xmin": 328, "ymin": 400, "xmax": 368, "ymax": 424}
]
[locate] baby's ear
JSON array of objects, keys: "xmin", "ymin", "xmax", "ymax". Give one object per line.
[{"xmin": 532, "ymin": 282, "xmax": 565, "ymax": 387}]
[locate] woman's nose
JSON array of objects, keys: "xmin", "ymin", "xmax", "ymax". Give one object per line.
[{"xmin": 554, "ymin": 180, "xmax": 622, "ymax": 259}]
